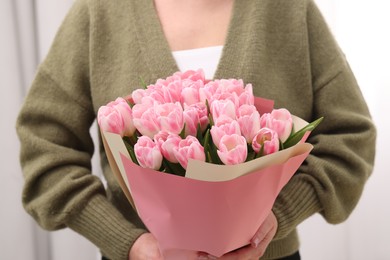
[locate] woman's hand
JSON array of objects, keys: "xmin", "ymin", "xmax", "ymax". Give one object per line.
[
  {"xmin": 198, "ymin": 211, "xmax": 278, "ymax": 259},
  {"xmin": 129, "ymin": 233, "xmax": 163, "ymax": 260}
]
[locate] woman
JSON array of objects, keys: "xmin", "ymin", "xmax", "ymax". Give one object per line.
[{"xmin": 16, "ymin": 0, "xmax": 376, "ymax": 259}]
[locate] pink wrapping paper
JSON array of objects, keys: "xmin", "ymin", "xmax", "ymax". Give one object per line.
[
  {"xmin": 120, "ymin": 146, "xmax": 311, "ymax": 257},
  {"xmin": 101, "ymin": 97, "xmax": 314, "ymax": 259}
]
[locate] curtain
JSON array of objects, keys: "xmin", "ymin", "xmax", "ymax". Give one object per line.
[
  {"xmin": 1, "ymin": 0, "xmax": 98, "ymax": 259},
  {"xmin": 298, "ymin": 1, "xmax": 390, "ymax": 259},
  {"xmin": 1, "ymin": 1, "xmax": 48, "ymax": 259},
  {"xmin": 1, "ymin": 0, "xmax": 389, "ymax": 259}
]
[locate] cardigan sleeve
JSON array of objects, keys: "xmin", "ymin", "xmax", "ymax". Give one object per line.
[
  {"xmin": 15, "ymin": 0, "xmax": 146, "ymax": 259},
  {"xmin": 272, "ymin": 0, "xmax": 376, "ymax": 239}
]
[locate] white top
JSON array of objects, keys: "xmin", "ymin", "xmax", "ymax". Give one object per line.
[{"xmin": 172, "ymin": 45, "xmax": 223, "ymax": 80}]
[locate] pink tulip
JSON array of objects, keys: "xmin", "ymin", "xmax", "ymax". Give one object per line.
[
  {"xmin": 134, "ymin": 136, "xmax": 163, "ymax": 170},
  {"xmin": 201, "ymin": 79, "xmax": 253, "ymax": 106},
  {"xmin": 131, "ymin": 88, "xmax": 148, "ymax": 104},
  {"xmin": 199, "ymin": 81, "xmax": 218, "ymax": 104},
  {"xmin": 155, "ymin": 102, "xmax": 184, "ymax": 135},
  {"xmin": 173, "ymin": 136, "xmax": 205, "ymax": 169},
  {"xmin": 157, "ymin": 81, "xmax": 183, "ymax": 104},
  {"xmin": 132, "ymin": 78, "xmax": 183, "ymax": 105},
  {"xmin": 97, "ymin": 97, "xmax": 135, "ymax": 137},
  {"xmin": 252, "ymin": 128, "xmax": 280, "ymax": 155},
  {"xmin": 237, "ymin": 105, "xmax": 261, "ymax": 143},
  {"xmin": 153, "ymin": 131, "xmax": 170, "ymax": 150},
  {"xmin": 217, "ymin": 134, "xmax": 247, "ymax": 165},
  {"xmin": 132, "ymin": 103, "xmax": 160, "ymax": 138},
  {"xmin": 183, "ymin": 103, "xmax": 209, "ymax": 136},
  {"xmin": 176, "ymin": 69, "xmax": 205, "ymax": 82},
  {"xmin": 260, "ymin": 108, "xmax": 293, "ymax": 143},
  {"xmin": 113, "ymin": 98, "xmax": 136, "ymax": 136},
  {"xmin": 238, "ymin": 83, "xmax": 255, "ymax": 106},
  {"xmin": 199, "ymin": 80, "xmax": 233, "ymax": 104},
  {"xmin": 149, "ymin": 69, "xmax": 205, "ymax": 104},
  {"xmin": 97, "ymin": 106, "xmax": 124, "ymax": 135},
  {"xmin": 146, "ymin": 87, "xmax": 167, "ymax": 104},
  {"xmin": 210, "ymin": 117, "xmax": 241, "ymax": 148},
  {"xmin": 160, "ymin": 134, "xmax": 181, "ymax": 163},
  {"xmin": 181, "ymin": 80, "xmax": 203, "ymax": 106},
  {"xmin": 237, "ymin": 104, "xmax": 258, "ymax": 117},
  {"xmin": 140, "ymin": 84, "xmax": 170, "ymax": 104},
  {"xmin": 156, "ymin": 74, "xmax": 181, "ymax": 87},
  {"xmin": 123, "ymin": 94, "xmax": 134, "ymax": 104},
  {"xmin": 215, "ymin": 92, "xmax": 241, "ymax": 110},
  {"xmin": 210, "ymin": 99, "xmax": 237, "ymax": 123},
  {"xmin": 213, "ymin": 79, "xmax": 245, "ymax": 96},
  {"xmin": 193, "ymin": 103, "xmax": 209, "ymax": 132}
]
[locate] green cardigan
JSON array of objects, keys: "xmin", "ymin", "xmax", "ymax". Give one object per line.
[{"xmin": 16, "ymin": 0, "xmax": 376, "ymax": 259}]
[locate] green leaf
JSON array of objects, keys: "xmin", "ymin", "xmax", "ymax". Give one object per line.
[
  {"xmin": 203, "ymin": 129, "xmax": 222, "ymax": 164},
  {"xmin": 283, "ymin": 117, "xmax": 324, "ymax": 149},
  {"xmin": 163, "ymin": 159, "xmax": 186, "ymax": 177},
  {"xmin": 196, "ymin": 123, "xmax": 203, "ymax": 143},
  {"xmin": 126, "ymin": 99, "xmax": 135, "ymax": 108},
  {"xmin": 122, "ymin": 138, "xmax": 139, "ymax": 165},
  {"xmin": 139, "ymin": 77, "xmax": 148, "ymax": 89},
  {"xmin": 179, "ymin": 123, "xmax": 186, "ymax": 139},
  {"xmin": 210, "ymin": 144, "xmax": 222, "ymax": 164},
  {"xmin": 254, "ymin": 145, "xmax": 264, "ymax": 159},
  {"xmin": 245, "ymin": 151, "xmax": 256, "ymax": 162},
  {"xmin": 205, "ymin": 99, "xmax": 211, "ymax": 114},
  {"xmin": 205, "ymin": 99, "xmax": 214, "ymax": 127},
  {"xmin": 203, "ymin": 129, "xmax": 212, "ymax": 163},
  {"xmin": 123, "ymin": 135, "xmax": 138, "ymax": 146},
  {"xmin": 279, "ymin": 139, "xmax": 284, "ymax": 150},
  {"xmin": 205, "ymin": 151, "xmax": 213, "ymax": 163},
  {"xmin": 245, "ymin": 143, "xmax": 255, "ymax": 162},
  {"xmin": 162, "ymin": 159, "xmax": 174, "ymax": 174}
]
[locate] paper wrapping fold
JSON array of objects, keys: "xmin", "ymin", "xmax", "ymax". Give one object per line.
[
  {"xmin": 101, "ymin": 137, "xmax": 312, "ymax": 258},
  {"xmin": 119, "ymin": 144, "xmax": 311, "ymax": 257},
  {"xmin": 100, "ymin": 96, "xmax": 314, "ymax": 258}
]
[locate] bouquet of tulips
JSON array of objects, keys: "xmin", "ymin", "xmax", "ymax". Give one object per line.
[{"xmin": 98, "ymin": 69, "xmax": 322, "ymax": 258}]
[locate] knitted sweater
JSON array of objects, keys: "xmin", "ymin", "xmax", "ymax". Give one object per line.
[{"xmin": 16, "ymin": 0, "xmax": 376, "ymax": 259}]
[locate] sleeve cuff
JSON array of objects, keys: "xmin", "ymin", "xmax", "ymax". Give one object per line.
[
  {"xmin": 272, "ymin": 174, "xmax": 322, "ymax": 240},
  {"xmin": 67, "ymin": 194, "xmax": 147, "ymax": 260}
]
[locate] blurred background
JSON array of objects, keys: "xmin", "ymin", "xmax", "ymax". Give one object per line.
[{"xmin": 1, "ymin": 0, "xmax": 389, "ymax": 259}]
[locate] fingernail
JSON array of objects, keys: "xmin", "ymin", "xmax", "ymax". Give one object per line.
[
  {"xmin": 251, "ymin": 237, "xmax": 260, "ymax": 248},
  {"xmin": 198, "ymin": 253, "xmax": 217, "ymax": 259}
]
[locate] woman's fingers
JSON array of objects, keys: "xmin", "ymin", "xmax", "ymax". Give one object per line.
[
  {"xmin": 197, "ymin": 211, "xmax": 278, "ymax": 259},
  {"xmin": 251, "ymin": 211, "xmax": 278, "ymax": 249}
]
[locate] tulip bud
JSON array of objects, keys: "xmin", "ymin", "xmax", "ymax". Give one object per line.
[
  {"xmin": 217, "ymin": 134, "xmax": 247, "ymax": 165},
  {"xmin": 134, "ymin": 136, "xmax": 163, "ymax": 170},
  {"xmin": 260, "ymin": 108, "xmax": 293, "ymax": 143},
  {"xmin": 173, "ymin": 136, "xmax": 205, "ymax": 169},
  {"xmin": 252, "ymin": 128, "xmax": 279, "ymax": 156},
  {"xmin": 97, "ymin": 97, "xmax": 135, "ymax": 137}
]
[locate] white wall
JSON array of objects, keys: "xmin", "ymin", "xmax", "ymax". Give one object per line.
[
  {"xmin": 1, "ymin": 0, "xmax": 389, "ymax": 259},
  {"xmin": 1, "ymin": 1, "xmax": 98, "ymax": 259},
  {"xmin": 298, "ymin": 1, "xmax": 390, "ymax": 260},
  {"xmin": 35, "ymin": 1, "xmax": 100, "ymax": 260},
  {"xmin": 0, "ymin": 1, "xmax": 36, "ymax": 259}
]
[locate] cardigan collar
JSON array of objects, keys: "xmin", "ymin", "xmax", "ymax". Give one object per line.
[{"xmin": 131, "ymin": 0, "xmax": 255, "ymax": 81}]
